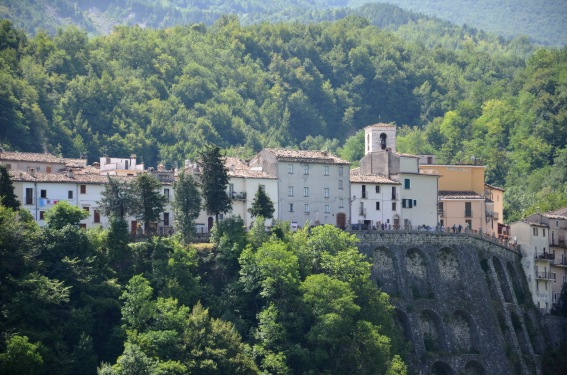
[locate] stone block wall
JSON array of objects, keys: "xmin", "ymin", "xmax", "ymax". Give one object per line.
[{"xmin": 356, "ymin": 232, "xmax": 545, "ymax": 375}]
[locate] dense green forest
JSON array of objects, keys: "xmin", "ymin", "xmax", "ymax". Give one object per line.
[
  {"xmin": 1, "ymin": 5, "xmax": 566, "ymax": 220},
  {"xmin": 1, "ymin": 0, "xmax": 566, "ymax": 46},
  {"xmin": 358, "ymin": 0, "xmax": 567, "ymax": 46},
  {"xmin": 0, "ymin": 199, "xmax": 406, "ymax": 374}
]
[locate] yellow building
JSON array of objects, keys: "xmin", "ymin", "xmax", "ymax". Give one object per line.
[{"xmin": 419, "ymin": 164, "xmax": 503, "ymax": 235}]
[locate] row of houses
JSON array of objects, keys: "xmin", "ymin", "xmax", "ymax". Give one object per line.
[{"xmin": 2, "ymin": 123, "xmax": 505, "ymax": 237}]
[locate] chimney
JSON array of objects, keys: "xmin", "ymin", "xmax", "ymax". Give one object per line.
[{"xmin": 67, "ymin": 169, "xmax": 74, "ymax": 178}]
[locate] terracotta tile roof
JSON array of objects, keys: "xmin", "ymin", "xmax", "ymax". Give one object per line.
[
  {"xmin": 485, "ymin": 183, "xmax": 505, "ymax": 191},
  {"xmin": 263, "ymin": 148, "xmax": 350, "ymax": 165},
  {"xmin": 225, "ymin": 157, "xmax": 277, "ymax": 179},
  {"xmin": 393, "ymin": 152, "xmax": 419, "ymax": 158},
  {"xmin": 438, "ymin": 191, "xmax": 485, "ymax": 199},
  {"xmin": 9, "ymin": 170, "xmax": 134, "ymax": 184},
  {"xmin": 350, "ymin": 168, "xmax": 399, "ymax": 184},
  {"xmin": 543, "ymin": 206, "xmax": 567, "ymax": 219},
  {"xmin": 1, "ymin": 151, "xmax": 64, "ymax": 164},
  {"xmin": 0, "ymin": 151, "xmax": 87, "ymax": 168},
  {"xmin": 364, "ymin": 123, "xmax": 396, "ymax": 129}
]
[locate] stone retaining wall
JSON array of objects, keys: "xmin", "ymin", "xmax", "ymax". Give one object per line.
[{"xmin": 356, "ymin": 232, "xmax": 544, "ymax": 375}]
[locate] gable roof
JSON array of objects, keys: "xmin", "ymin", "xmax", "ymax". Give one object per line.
[
  {"xmin": 225, "ymin": 157, "xmax": 277, "ymax": 179},
  {"xmin": 263, "ymin": 148, "xmax": 350, "ymax": 165},
  {"xmin": 350, "ymin": 168, "xmax": 399, "ymax": 184}
]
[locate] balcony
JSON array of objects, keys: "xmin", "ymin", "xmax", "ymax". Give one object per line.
[
  {"xmin": 359, "ymin": 207, "xmax": 367, "ymax": 216},
  {"xmin": 230, "ymin": 192, "xmax": 247, "ymax": 201},
  {"xmin": 554, "ymin": 259, "xmax": 567, "ymax": 267},
  {"xmin": 437, "ymin": 208, "xmax": 444, "ymax": 216},
  {"xmin": 536, "ymin": 253, "xmax": 555, "ymax": 261},
  {"xmin": 464, "ymin": 210, "xmax": 473, "ymax": 218},
  {"xmin": 536, "ymin": 271, "xmax": 555, "ymax": 281},
  {"xmin": 361, "ymin": 191, "xmax": 368, "ymax": 199},
  {"xmin": 486, "ymin": 211, "xmax": 499, "ymax": 220}
]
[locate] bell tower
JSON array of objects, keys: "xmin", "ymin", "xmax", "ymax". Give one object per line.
[{"xmin": 364, "ymin": 123, "xmax": 397, "ymax": 155}]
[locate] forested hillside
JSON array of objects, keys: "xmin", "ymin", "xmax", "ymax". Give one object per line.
[
  {"xmin": 2, "ymin": 9, "xmax": 566, "ymax": 220},
  {"xmin": 360, "ymin": 0, "xmax": 567, "ymax": 46},
  {"xmin": 1, "ymin": 0, "xmax": 566, "ymax": 46},
  {"xmin": 0, "ymin": 203, "xmax": 405, "ymax": 374}
]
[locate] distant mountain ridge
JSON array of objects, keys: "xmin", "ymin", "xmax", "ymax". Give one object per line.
[
  {"xmin": 358, "ymin": 0, "xmax": 567, "ymax": 46},
  {"xmin": 0, "ymin": 0, "xmax": 565, "ymax": 46}
]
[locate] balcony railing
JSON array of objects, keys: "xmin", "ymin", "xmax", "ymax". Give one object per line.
[
  {"xmin": 486, "ymin": 211, "xmax": 499, "ymax": 220},
  {"xmin": 536, "ymin": 271, "xmax": 555, "ymax": 281},
  {"xmin": 536, "ymin": 253, "xmax": 555, "ymax": 261},
  {"xmin": 359, "ymin": 208, "xmax": 367, "ymax": 216},
  {"xmin": 465, "ymin": 210, "xmax": 473, "ymax": 218},
  {"xmin": 361, "ymin": 191, "xmax": 368, "ymax": 199},
  {"xmin": 554, "ymin": 259, "xmax": 567, "ymax": 267},
  {"xmin": 230, "ymin": 192, "xmax": 247, "ymax": 200},
  {"xmin": 437, "ymin": 208, "xmax": 444, "ymax": 216}
]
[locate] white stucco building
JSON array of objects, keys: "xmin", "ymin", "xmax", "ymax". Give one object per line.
[
  {"xmin": 510, "ymin": 219, "xmax": 554, "ymax": 313},
  {"xmin": 352, "ymin": 123, "xmax": 439, "ymax": 229},
  {"xmin": 249, "ymin": 149, "xmax": 351, "ymax": 229}
]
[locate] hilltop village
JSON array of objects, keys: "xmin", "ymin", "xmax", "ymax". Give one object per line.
[{"xmin": 2, "ymin": 123, "xmax": 566, "ymax": 317}]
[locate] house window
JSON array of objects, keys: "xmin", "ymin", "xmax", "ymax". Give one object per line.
[
  {"xmin": 303, "ymin": 165, "xmax": 309, "ymax": 175},
  {"xmin": 288, "ymin": 164, "xmax": 293, "ymax": 174},
  {"xmin": 413, "ymin": 200, "xmax": 417, "ymax": 207},
  {"xmin": 391, "ymin": 187, "xmax": 396, "ymax": 200},
  {"xmin": 164, "ymin": 188, "xmax": 170, "ymax": 202},
  {"xmin": 392, "ymin": 202, "xmax": 397, "ymax": 211},
  {"xmin": 376, "ymin": 202, "xmax": 380, "ymax": 210},
  {"xmin": 466, "ymin": 219, "xmax": 472, "ymax": 229},
  {"xmin": 304, "ymin": 204, "xmax": 309, "ymax": 213},
  {"xmin": 324, "ymin": 166, "xmax": 329, "ymax": 176},
  {"xmin": 288, "ymin": 186, "xmax": 294, "ymax": 197},
  {"xmin": 94, "ymin": 210, "xmax": 100, "ymax": 223},
  {"xmin": 39, "ymin": 211, "xmax": 45, "ymax": 220},
  {"xmin": 339, "ymin": 198, "xmax": 344, "ymax": 208},
  {"xmin": 25, "ymin": 188, "xmax": 33, "ymax": 205},
  {"xmin": 543, "ymin": 229, "xmax": 546, "ymax": 237},
  {"xmin": 83, "ymin": 206, "xmax": 90, "ymax": 213},
  {"xmin": 402, "ymin": 199, "xmax": 413, "ymax": 208},
  {"xmin": 304, "ymin": 187, "xmax": 309, "ymax": 197},
  {"xmin": 228, "ymin": 183, "xmax": 234, "ymax": 197},
  {"xmin": 163, "ymin": 212, "xmax": 170, "ymax": 226},
  {"xmin": 40, "ymin": 189, "xmax": 47, "ymax": 198},
  {"xmin": 339, "ymin": 166, "xmax": 344, "ymax": 176},
  {"xmin": 324, "ymin": 188, "xmax": 329, "ymax": 198},
  {"xmin": 46, "ymin": 166, "xmax": 52, "ymax": 173},
  {"xmin": 375, "ymin": 186, "xmax": 380, "ymax": 193},
  {"xmin": 465, "ymin": 202, "xmax": 472, "ymax": 217},
  {"xmin": 68, "ymin": 190, "xmax": 73, "ymax": 199},
  {"xmin": 557, "ymin": 220, "xmax": 560, "ymax": 227},
  {"xmin": 80, "ymin": 185, "xmax": 86, "ymax": 194},
  {"xmin": 289, "ymin": 203, "xmax": 294, "ymax": 212},
  {"xmin": 533, "ymin": 227, "xmax": 538, "ymax": 236},
  {"xmin": 325, "ymin": 205, "xmax": 330, "ymax": 213},
  {"xmin": 404, "ymin": 178, "xmax": 410, "ymax": 189},
  {"xmin": 338, "ymin": 180, "xmax": 343, "ymax": 190},
  {"xmin": 5, "ymin": 163, "xmax": 11, "ymax": 169}
]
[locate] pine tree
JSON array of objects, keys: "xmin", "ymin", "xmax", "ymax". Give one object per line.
[
  {"xmin": 248, "ymin": 185, "xmax": 275, "ymax": 219},
  {"xmin": 132, "ymin": 173, "xmax": 167, "ymax": 234},
  {"xmin": 0, "ymin": 164, "xmax": 20, "ymax": 210},
  {"xmin": 198, "ymin": 145, "xmax": 232, "ymax": 223},
  {"xmin": 173, "ymin": 171, "xmax": 201, "ymax": 244}
]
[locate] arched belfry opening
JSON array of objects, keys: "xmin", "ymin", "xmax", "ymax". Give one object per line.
[
  {"xmin": 364, "ymin": 123, "xmax": 397, "ymax": 154},
  {"xmin": 380, "ymin": 133, "xmax": 387, "ymax": 150}
]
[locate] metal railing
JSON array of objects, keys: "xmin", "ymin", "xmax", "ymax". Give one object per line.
[{"xmin": 347, "ymin": 225, "xmax": 521, "ymax": 253}]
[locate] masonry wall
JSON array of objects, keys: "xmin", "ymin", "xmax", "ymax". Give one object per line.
[{"xmin": 356, "ymin": 232, "xmax": 545, "ymax": 375}]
